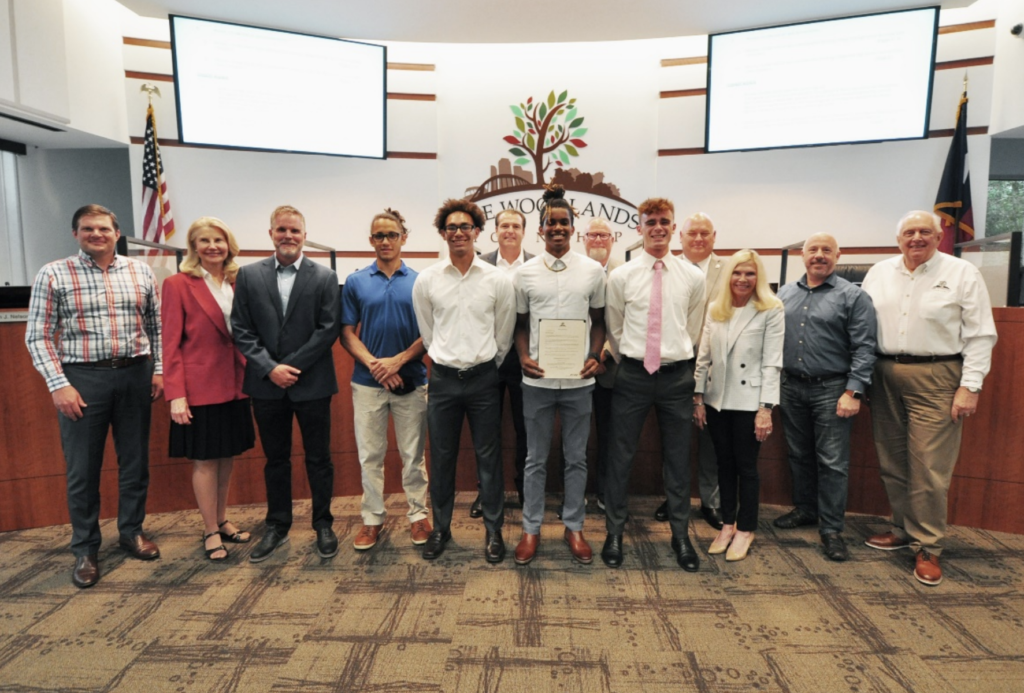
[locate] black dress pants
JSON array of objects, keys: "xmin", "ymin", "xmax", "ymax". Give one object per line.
[
  {"xmin": 705, "ymin": 407, "xmax": 761, "ymax": 532},
  {"xmin": 252, "ymin": 395, "xmax": 335, "ymax": 533}
]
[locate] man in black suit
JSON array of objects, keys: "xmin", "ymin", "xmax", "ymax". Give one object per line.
[
  {"xmin": 232, "ymin": 205, "xmax": 341, "ymax": 563},
  {"xmin": 475, "ymin": 209, "xmax": 534, "ymax": 514}
]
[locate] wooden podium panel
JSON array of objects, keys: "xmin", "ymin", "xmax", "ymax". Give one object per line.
[{"xmin": 3, "ymin": 307, "xmax": 1023, "ymax": 534}]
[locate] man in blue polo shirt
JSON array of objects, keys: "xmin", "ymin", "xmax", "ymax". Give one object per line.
[{"xmin": 341, "ymin": 209, "xmax": 432, "ymax": 550}]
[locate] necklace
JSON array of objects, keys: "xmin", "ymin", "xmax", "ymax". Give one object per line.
[{"xmin": 543, "ymin": 257, "xmax": 568, "ymax": 272}]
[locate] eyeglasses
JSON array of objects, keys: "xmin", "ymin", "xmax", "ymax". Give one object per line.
[
  {"xmin": 444, "ymin": 224, "xmax": 476, "ymax": 234},
  {"xmin": 586, "ymin": 233, "xmax": 612, "ymax": 240},
  {"xmin": 371, "ymin": 232, "xmax": 402, "ymax": 242}
]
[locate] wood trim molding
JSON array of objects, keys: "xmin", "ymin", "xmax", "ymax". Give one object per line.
[
  {"xmin": 387, "ymin": 93, "xmax": 436, "ymax": 101},
  {"xmin": 935, "ymin": 56, "xmax": 995, "ymax": 70},
  {"xmin": 660, "ymin": 56, "xmax": 708, "ymax": 67},
  {"xmin": 125, "ymin": 70, "xmax": 174, "ymax": 82},
  {"xmin": 123, "ymin": 37, "xmax": 172, "ymax": 49},
  {"xmin": 929, "ymin": 126, "xmax": 989, "ymax": 137},
  {"xmin": 660, "ymin": 88, "xmax": 707, "ymax": 99},
  {"xmin": 387, "ymin": 62, "xmax": 435, "ymax": 71},
  {"xmin": 938, "ymin": 20, "xmax": 996, "ymax": 34},
  {"xmin": 129, "ymin": 136, "xmax": 438, "ymax": 160},
  {"xmin": 714, "ymin": 246, "xmax": 899, "ymax": 256},
  {"xmin": 658, "ymin": 147, "xmax": 705, "ymax": 157}
]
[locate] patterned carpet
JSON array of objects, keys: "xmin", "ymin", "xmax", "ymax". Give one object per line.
[{"xmin": 1, "ymin": 493, "xmax": 1023, "ymax": 692}]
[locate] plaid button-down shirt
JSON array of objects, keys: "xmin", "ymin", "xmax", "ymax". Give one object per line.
[{"xmin": 25, "ymin": 251, "xmax": 163, "ymax": 392}]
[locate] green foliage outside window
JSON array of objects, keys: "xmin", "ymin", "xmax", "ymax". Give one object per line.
[{"xmin": 987, "ymin": 180, "xmax": 1024, "ymax": 235}]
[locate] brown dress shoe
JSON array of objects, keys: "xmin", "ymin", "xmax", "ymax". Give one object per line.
[
  {"xmin": 865, "ymin": 532, "xmax": 910, "ymax": 551},
  {"xmin": 72, "ymin": 554, "xmax": 99, "ymax": 588},
  {"xmin": 410, "ymin": 519, "xmax": 432, "ymax": 546},
  {"xmin": 119, "ymin": 533, "xmax": 160, "ymax": 560},
  {"xmin": 564, "ymin": 529, "xmax": 592, "ymax": 564},
  {"xmin": 914, "ymin": 550, "xmax": 942, "ymax": 586},
  {"xmin": 353, "ymin": 525, "xmax": 382, "ymax": 551},
  {"xmin": 514, "ymin": 533, "xmax": 539, "ymax": 565}
]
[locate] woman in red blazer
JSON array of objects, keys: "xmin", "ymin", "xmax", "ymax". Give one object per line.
[{"xmin": 163, "ymin": 217, "xmax": 255, "ymax": 560}]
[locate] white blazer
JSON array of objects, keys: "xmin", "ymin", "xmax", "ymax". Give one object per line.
[{"xmin": 694, "ymin": 303, "xmax": 784, "ymax": 412}]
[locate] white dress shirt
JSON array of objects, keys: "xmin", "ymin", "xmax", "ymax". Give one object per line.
[
  {"xmin": 512, "ymin": 251, "xmax": 606, "ymax": 390},
  {"xmin": 412, "ymin": 255, "xmax": 516, "ymax": 369},
  {"xmin": 497, "ymin": 250, "xmax": 526, "ymax": 271},
  {"xmin": 605, "ymin": 250, "xmax": 706, "ymax": 363},
  {"xmin": 861, "ymin": 252, "xmax": 997, "ymax": 389},
  {"xmin": 201, "ymin": 267, "xmax": 235, "ymax": 336},
  {"xmin": 694, "ymin": 255, "xmax": 711, "ymax": 274}
]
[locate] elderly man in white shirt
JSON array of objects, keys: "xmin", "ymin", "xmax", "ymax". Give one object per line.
[
  {"xmin": 602, "ymin": 197, "xmax": 706, "ymax": 571},
  {"xmin": 412, "ymin": 199, "xmax": 516, "ymax": 563},
  {"xmin": 861, "ymin": 210, "xmax": 997, "ymax": 587},
  {"xmin": 511, "ymin": 185, "xmax": 606, "ymax": 566}
]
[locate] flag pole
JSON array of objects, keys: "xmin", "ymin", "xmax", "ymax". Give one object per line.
[{"xmin": 955, "ymin": 72, "xmax": 968, "ymax": 243}]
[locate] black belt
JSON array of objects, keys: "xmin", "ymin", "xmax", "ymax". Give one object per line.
[
  {"xmin": 876, "ymin": 353, "xmax": 962, "ymax": 364},
  {"xmin": 432, "ymin": 360, "xmax": 497, "ymax": 380},
  {"xmin": 77, "ymin": 355, "xmax": 150, "ymax": 369},
  {"xmin": 785, "ymin": 371, "xmax": 845, "ymax": 383},
  {"xmin": 622, "ymin": 356, "xmax": 693, "ymax": 374}
]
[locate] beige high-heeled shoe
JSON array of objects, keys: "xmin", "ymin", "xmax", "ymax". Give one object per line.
[
  {"xmin": 708, "ymin": 525, "xmax": 736, "ymax": 555},
  {"xmin": 726, "ymin": 532, "xmax": 754, "ymax": 561}
]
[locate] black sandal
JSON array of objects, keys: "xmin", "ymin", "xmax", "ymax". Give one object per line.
[
  {"xmin": 218, "ymin": 520, "xmax": 251, "ymax": 544},
  {"xmin": 203, "ymin": 532, "xmax": 229, "ymax": 561}
]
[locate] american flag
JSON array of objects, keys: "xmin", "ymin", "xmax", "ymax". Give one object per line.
[{"xmin": 141, "ymin": 103, "xmax": 175, "ymax": 244}]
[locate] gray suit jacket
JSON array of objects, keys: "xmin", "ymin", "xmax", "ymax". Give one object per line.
[
  {"xmin": 231, "ymin": 255, "xmax": 340, "ymax": 401},
  {"xmin": 480, "ymin": 249, "xmax": 535, "ymax": 267}
]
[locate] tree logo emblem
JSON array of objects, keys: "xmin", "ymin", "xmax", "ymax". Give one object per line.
[{"xmin": 504, "ymin": 90, "xmax": 587, "ymax": 187}]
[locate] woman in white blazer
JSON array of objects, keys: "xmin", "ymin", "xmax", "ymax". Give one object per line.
[{"xmin": 693, "ymin": 250, "xmax": 784, "ymax": 561}]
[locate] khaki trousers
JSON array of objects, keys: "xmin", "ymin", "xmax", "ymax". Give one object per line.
[{"xmin": 869, "ymin": 358, "xmax": 963, "ymax": 555}]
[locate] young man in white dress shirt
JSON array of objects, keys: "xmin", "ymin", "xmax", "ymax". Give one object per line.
[
  {"xmin": 861, "ymin": 210, "xmax": 997, "ymax": 586},
  {"xmin": 412, "ymin": 198, "xmax": 517, "ymax": 562},
  {"xmin": 602, "ymin": 198, "xmax": 706, "ymax": 571},
  {"xmin": 511, "ymin": 186, "xmax": 606, "ymax": 565}
]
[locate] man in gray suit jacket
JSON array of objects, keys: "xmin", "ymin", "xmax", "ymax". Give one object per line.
[
  {"xmin": 232, "ymin": 205, "xmax": 341, "ymax": 563},
  {"xmin": 475, "ymin": 208, "xmax": 534, "ymax": 515},
  {"xmin": 655, "ymin": 212, "xmax": 725, "ymax": 530}
]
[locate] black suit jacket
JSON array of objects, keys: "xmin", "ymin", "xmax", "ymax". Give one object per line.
[
  {"xmin": 231, "ymin": 255, "xmax": 340, "ymax": 401},
  {"xmin": 480, "ymin": 248, "xmax": 534, "ymax": 373}
]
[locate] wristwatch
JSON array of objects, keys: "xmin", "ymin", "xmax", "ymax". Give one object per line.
[
  {"xmin": 966, "ymin": 386, "xmax": 981, "ymax": 394},
  {"xmin": 759, "ymin": 402, "xmax": 775, "ymax": 410},
  {"xmin": 845, "ymin": 389, "xmax": 863, "ymax": 400}
]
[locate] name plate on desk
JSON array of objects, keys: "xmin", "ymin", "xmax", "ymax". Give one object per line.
[{"xmin": 0, "ymin": 310, "xmax": 28, "ymax": 323}]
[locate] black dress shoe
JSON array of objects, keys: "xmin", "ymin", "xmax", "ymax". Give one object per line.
[
  {"xmin": 822, "ymin": 533, "xmax": 849, "ymax": 562},
  {"xmin": 250, "ymin": 527, "xmax": 289, "ymax": 563},
  {"xmin": 72, "ymin": 554, "xmax": 99, "ymax": 588},
  {"xmin": 601, "ymin": 534, "xmax": 623, "ymax": 568},
  {"xmin": 773, "ymin": 508, "xmax": 818, "ymax": 529},
  {"xmin": 485, "ymin": 531, "xmax": 505, "ymax": 563},
  {"xmin": 469, "ymin": 496, "xmax": 483, "ymax": 519},
  {"xmin": 671, "ymin": 535, "xmax": 700, "ymax": 572},
  {"xmin": 654, "ymin": 500, "xmax": 669, "ymax": 522},
  {"xmin": 700, "ymin": 505, "xmax": 725, "ymax": 531},
  {"xmin": 316, "ymin": 526, "xmax": 339, "ymax": 559},
  {"xmin": 422, "ymin": 529, "xmax": 451, "ymax": 560}
]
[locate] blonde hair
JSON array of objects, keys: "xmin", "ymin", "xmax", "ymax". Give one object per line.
[
  {"xmin": 708, "ymin": 249, "xmax": 781, "ymax": 322},
  {"xmin": 179, "ymin": 217, "xmax": 241, "ymax": 283}
]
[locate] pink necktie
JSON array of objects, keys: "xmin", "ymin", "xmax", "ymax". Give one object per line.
[{"xmin": 644, "ymin": 260, "xmax": 664, "ymax": 374}]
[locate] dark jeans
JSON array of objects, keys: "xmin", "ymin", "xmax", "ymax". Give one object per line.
[
  {"xmin": 591, "ymin": 380, "xmax": 614, "ymax": 501},
  {"xmin": 251, "ymin": 395, "xmax": 335, "ymax": 533},
  {"xmin": 428, "ymin": 362, "xmax": 504, "ymax": 534},
  {"xmin": 59, "ymin": 361, "xmax": 154, "ymax": 557},
  {"xmin": 705, "ymin": 407, "xmax": 761, "ymax": 532},
  {"xmin": 779, "ymin": 375, "xmax": 852, "ymax": 535},
  {"xmin": 605, "ymin": 358, "xmax": 694, "ymax": 539}
]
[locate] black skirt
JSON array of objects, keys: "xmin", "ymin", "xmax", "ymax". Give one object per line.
[{"xmin": 169, "ymin": 398, "xmax": 256, "ymax": 460}]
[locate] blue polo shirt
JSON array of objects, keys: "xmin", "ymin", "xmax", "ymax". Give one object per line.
[{"xmin": 341, "ymin": 261, "xmax": 427, "ymax": 389}]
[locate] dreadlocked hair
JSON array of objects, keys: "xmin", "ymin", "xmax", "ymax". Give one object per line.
[
  {"xmin": 541, "ymin": 184, "xmax": 577, "ymax": 224},
  {"xmin": 371, "ymin": 207, "xmax": 408, "ymax": 234}
]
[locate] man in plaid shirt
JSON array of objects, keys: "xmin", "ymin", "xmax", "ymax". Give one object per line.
[{"xmin": 25, "ymin": 204, "xmax": 164, "ymax": 588}]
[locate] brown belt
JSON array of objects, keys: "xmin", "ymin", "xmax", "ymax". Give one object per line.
[
  {"xmin": 876, "ymin": 353, "xmax": 961, "ymax": 364},
  {"xmin": 77, "ymin": 355, "xmax": 151, "ymax": 369}
]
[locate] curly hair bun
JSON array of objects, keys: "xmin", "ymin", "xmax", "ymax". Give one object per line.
[{"xmin": 542, "ymin": 184, "xmax": 567, "ymax": 202}]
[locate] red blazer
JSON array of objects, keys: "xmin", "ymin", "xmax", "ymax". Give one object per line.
[{"xmin": 162, "ymin": 272, "xmax": 246, "ymax": 406}]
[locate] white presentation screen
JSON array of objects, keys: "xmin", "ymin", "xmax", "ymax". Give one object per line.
[
  {"xmin": 705, "ymin": 8, "xmax": 938, "ymax": 153},
  {"xmin": 170, "ymin": 15, "xmax": 386, "ymax": 159}
]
